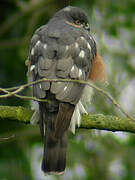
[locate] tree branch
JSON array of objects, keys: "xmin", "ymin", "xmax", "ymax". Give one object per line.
[
  {"xmin": 0, "ymin": 106, "xmax": 33, "ymax": 123},
  {"xmin": 0, "ymin": 78, "xmax": 135, "ymax": 134},
  {"xmin": 0, "ymin": 78, "xmax": 134, "ymax": 121},
  {"xmin": 1, "ymin": 106, "xmax": 135, "ymax": 134}
]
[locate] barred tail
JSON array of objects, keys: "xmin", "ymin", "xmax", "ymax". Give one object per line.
[{"xmin": 39, "ymin": 102, "xmax": 74, "ymax": 175}]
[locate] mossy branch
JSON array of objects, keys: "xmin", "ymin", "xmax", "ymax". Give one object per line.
[
  {"xmin": 0, "ymin": 78, "xmax": 134, "ymax": 121},
  {"xmin": 1, "ymin": 106, "xmax": 135, "ymax": 134},
  {"xmin": 0, "ymin": 78, "xmax": 135, "ymax": 134},
  {"xmin": 0, "ymin": 106, "xmax": 33, "ymax": 123}
]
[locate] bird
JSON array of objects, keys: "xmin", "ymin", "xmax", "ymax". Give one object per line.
[{"xmin": 28, "ymin": 6, "xmax": 107, "ymax": 175}]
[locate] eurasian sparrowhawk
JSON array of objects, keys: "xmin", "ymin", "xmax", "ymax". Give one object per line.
[{"xmin": 28, "ymin": 6, "xmax": 107, "ymax": 175}]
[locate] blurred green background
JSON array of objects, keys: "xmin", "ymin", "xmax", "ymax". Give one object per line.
[{"xmin": 0, "ymin": 0, "xmax": 135, "ymax": 179}]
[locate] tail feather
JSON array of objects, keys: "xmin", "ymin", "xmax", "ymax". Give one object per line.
[
  {"xmin": 55, "ymin": 103, "xmax": 75, "ymax": 138},
  {"xmin": 42, "ymin": 131, "xmax": 67, "ymax": 174},
  {"xmin": 39, "ymin": 102, "xmax": 74, "ymax": 175}
]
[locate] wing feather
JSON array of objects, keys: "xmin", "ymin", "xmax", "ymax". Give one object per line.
[{"xmin": 29, "ymin": 24, "xmax": 97, "ymax": 133}]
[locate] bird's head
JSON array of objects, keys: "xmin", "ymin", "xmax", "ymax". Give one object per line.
[{"xmin": 50, "ymin": 6, "xmax": 90, "ymax": 31}]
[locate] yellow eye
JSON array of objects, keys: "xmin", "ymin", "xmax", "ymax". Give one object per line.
[{"xmin": 75, "ymin": 19, "xmax": 81, "ymax": 25}]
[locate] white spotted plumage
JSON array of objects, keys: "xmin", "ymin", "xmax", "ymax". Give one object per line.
[
  {"xmin": 80, "ymin": 36, "xmax": 85, "ymax": 41},
  {"xmin": 70, "ymin": 83, "xmax": 94, "ymax": 133},
  {"xmin": 74, "ymin": 42, "xmax": 79, "ymax": 49},
  {"xmin": 78, "ymin": 69, "xmax": 82, "ymax": 77},
  {"xmin": 35, "ymin": 40, "xmax": 40, "ymax": 46},
  {"xmin": 65, "ymin": 45, "xmax": 69, "ymax": 51},
  {"xmin": 43, "ymin": 44, "xmax": 47, "ymax": 49},
  {"xmin": 79, "ymin": 50, "xmax": 85, "ymax": 58},
  {"xmin": 64, "ymin": 86, "xmax": 67, "ymax": 91},
  {"xmin": 28, "ymin": 6, "xmax": 98, "ymax": 174},
  {"xmin": 30, "ymin": 65, "xmax": 35, "ymax": 71},
  {"xmin": 31, "ymin": 48, "xmax": 34, "ymax": 55},
  {"xmin": 71, "ymin": 65, "xmax": 75, "ymax": 72},
  {"xmin": 39, "ymin": 84, "xmax": 42, "ymax": 89},
  {"xmin": 87, "ymin": 43, "xmax": 91, "ymax": 51}
]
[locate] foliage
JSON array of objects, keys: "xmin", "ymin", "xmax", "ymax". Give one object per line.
[{"xmin": 0, "ymin": 0, "xmax": 135, "ymax": 179}]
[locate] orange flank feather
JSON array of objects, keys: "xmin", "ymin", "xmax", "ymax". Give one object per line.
[{"xmin": 89, "ymin": 53, "xmax": 107, "ymax": 83}]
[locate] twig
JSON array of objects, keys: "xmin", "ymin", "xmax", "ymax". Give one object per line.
[
  {"xmin": 0, "ymin": 135, "xmax": 15, "ymax": 142},
  {"xmin": 0, "ymin": 78, "xmax": 134, "ymax": 121},
  {"xmin": 15, "ymin": 94, "xmax": 50, "ymax": 102},
  {"xmin": 0, "ymin": 87, "xmax": 48, "ymax": 102},
  {"xmin": 0, "ymin": 86, "xmax": 24, "ymax": 98}
]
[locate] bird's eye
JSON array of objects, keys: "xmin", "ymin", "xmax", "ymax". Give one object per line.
[{"xmin": 75, "ymin": 19, "xmax": 82, "ymax": 25}]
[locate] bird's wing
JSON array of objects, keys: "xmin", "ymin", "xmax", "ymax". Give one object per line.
[
  {"xmin": 29, "ymin": 25, "xmax": 96, "ymax": 136},
  {"xmin": 29, "ymin": 24, "xmax": 96, "ymax": 103}
]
